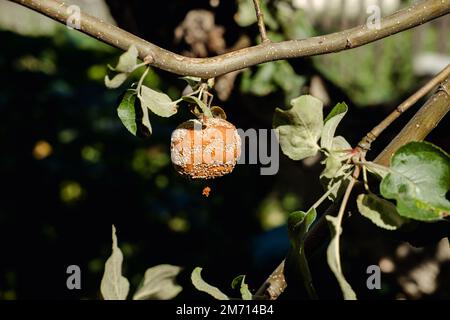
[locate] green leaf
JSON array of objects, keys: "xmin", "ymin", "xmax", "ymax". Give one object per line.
[
  {"xmin": 100, "ymin": 225, "xmax": 130, "ymax": 300},
  {"xmin": 273, "ymin": 95, "xmax": 323, "ymax": 160},
  {"xmin": 182, "ymin": 96, "xmax": 213, "ymax": 118},
  {"xmin": 331, "ymin": 136, "xmax": 352, "ymax": 152},
  {"xmin": 321, "ymin": 102, "xmax": 348, "ymax": 150},
  {"xmin": 231, "ymin": 275, "xmax": 252, "ymax": 300},
  {"xmin": 380, "ymin": 141, "xmax": 450, "ymax": 221},
  {"xmin": 321, "ymin": 136, "xmax": 352, "ymax": 180},
  {"xmin": 180, "ymin": 76, "xmax": 201, "ymax": 89},
  {"xmin": 117, "ymin": 91, "xmax": 138, "ymax": 135},
  {"xmin": 241, "ymin": 63, "xmax": 277, "ymax": 96},
  {"xmin": 363, "ymin": 162, "xmax": 388, "ymax": 179},
  {"xmin": 140, "ymin": 85, "xmax": 178, "ymax": 118},
  {"xmin": 321, "ymin": 154, "xmax": 342, "ymax": 179},
  {"xmin": 325, "ymin": 216, "xmax": 357, "ymax": 300},
  {"xmin": 191, "ymin": 267, "xmax": 229, "ymax": 300},
  {"xmin": 320, "ymin": 162, "xmax": 353, "ymax": 201},
  {"xmin": 133, "ymin": 264, "xmax": 182, "ymax": 300},
  {"xmin": 287, "ymin": 208, "xmax": 318, "ymax": 299},
  {"xmin": 357, "ymin": 194, "xmax": 409, "ymax": 230},
  {"xmin": 105, "ymin": 73, "xmax": 128, "ymax": 89},
  {"xmin": 116, "ymin": 45, "xmax": 139, "ymax": 73},
  {"xmin": 140, "ymin": 101, "xmax": 152, "ymax": 136}
]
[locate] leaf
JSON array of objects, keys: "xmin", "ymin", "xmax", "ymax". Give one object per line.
[
  {"xmin": 116, "ymin": 45, "xmax": 139, "ymax": 73},
  {"xmin": 191, "ymin": 267, "xmax": 229, "ymax": 300},
  {"xmin": 140, "ymin": 100, "xmax": 152, "ymax": 135},
  {"xmin": 380, "ymin": 141, "xmax": 450, "ymax": 221},
  {"xmin": 321, "ymin": 136, "xmax": 352, "ymax": 180},
  {"xmin": 133, "ymin": 264, "xmax": 182, "ymax": 300},
  {"xmin": 357, "ymin": 194, "xmax": 409, "ymax": 230},
  {"xmin": 140, "ymin": 85, "xmax": 178, "ymax": 118},
  {"xmin": 321, "ymin": 103, "xmax": 348, "ymax": 150},
  {"xmin": 211, "ymin": 106, "xmax": 227, "ymax": 119},
  {"xmin": 100, "ymin": 225, "xmax": 130, "ymax": 300},
  {"xmin": 331, "ymin": 136, "xmax": 352, "ymax": 152},
  {"xmin": 231, "ymin": 275, "xmax": 252, "ymax": 300},
  {"xmin": 325, "ymin": 216, "xmax": 357, "ymax": 300},
  {"xmin": 182, "ymin": 96, "xmax": 213, "ymax": 118},
  {"xmin": 117, "ymin": 91, "xmax": 138, "ymax": 135},
  {"xmin": 321, "ymin": 154, "xmax": 342, "ymax": 179},
  {"xmin": 273, "ymin": 95, "xmax": 323, "ymax": 160},
  {"xmin": 180, "ymin": 76, "xmax": 201, "ymax": 89},
  {"xmin": 363, "ymin": 161, "xmax": 389, "ymax": 179},
  {"xmin": 320, "ymin": 162, "xmax": 353, "ymax": 201},
  {"xmin": 105, "ymin": 73, "xmax": 128, "ymax": 89},
  {"xmin": 287, "ymin": 208, "xmax": 318, "ymax": 299}
]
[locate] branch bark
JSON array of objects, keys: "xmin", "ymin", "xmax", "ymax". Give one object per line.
[
  {"xmin": 252, "ymin": 0, "xmax": 270, "ymax": 43},
  {"xmin": 256, "ymin": 75, "xmax": 450, "ymax": 300},
  {"xmin": 8, "ymin": 0, "xmax": 450, "ymax": 78}
]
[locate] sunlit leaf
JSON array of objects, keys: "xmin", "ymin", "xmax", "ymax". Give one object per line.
[
  {"xmin": 320, "ymin": 164, "xmax": 353, "ymax": 201},
  {"xmin": 321, "ymin": 154, "xmax": 342, "ymax": 179},
  {"xmin": 363, "ymin": 161, "xmax": 389, "ymax": 179},
  {"xmin": 357, "ymin": 194, "xmax": 409, "ymax": 230},
  {"xmin": 100, "ymin": 225, "xmax": 130, "ymax": 300},
  {"xmin": 321, "ymin": 102, "xmax": 348, "ymax": 150},
  {"xmin": 231, "ymin": 275, "xmax": 252, "ymax": 300},
  {"xmin": 115, "ymin": 45, "xmax": 139, "ymax": 73},
  {"xmin": 133, "ymin": 264, "xmax": 182, "ymax": 300},
  {"xmin": 140, "ymin": 85, "xmax": 178, "ymax": 118},
  {"xmin": 325, "ymin": 216, "xmax": 357, "ymax": 300},
  {"xmin": 140, "ymin": 100, "xmax": 152, "ymax": 136},
  {"xmin": 105, "ymin": 73, "xmax": 128, "ymax": 89},
  {"xmin": 380, "ymin": 141, "xmax": 450, "ymax": 221},
  {"xmin": 180, "ymin": 76, "xmax": 201, "ymax": 89},
  {"xmin": 191, "ymin": 267, "xmax": 229, "ymax": 300},
  {"xmin": 273, "ymin": 95, "xmax": 323, "ymax": 160}
]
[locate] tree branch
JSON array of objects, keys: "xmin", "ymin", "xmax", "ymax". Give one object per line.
[
  {"xmin": 8, "ymin": 0, "xmax": 450, "ymax": 78},
  {"xmin": 256, "ymin": 74, "xmax": 450, "ymax": 300},
  {"xmin": 358, "ymin": 64, "xmax": 450, "ymax": 153},
  {"xmin": 252, "ymin": 0, "xmax": 270, "ymax": 43}
]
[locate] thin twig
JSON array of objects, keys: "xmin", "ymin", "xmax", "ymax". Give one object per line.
[
  {"xmin": 332, "ymin": 166, "xmax": 360, "ymax": 275},
  {"xmin": 252, "ymin": 0, "xmax": 270, "ymax": 43},
  {"xmin": 358, "ymin": 64, "xmax": 450, "ymax": 153},
  {"xmin": 375, "ymin": 76, "xmax": 450, "ymax": 166},
  {"xmin": 8, "ymin": 0, "xmax": 450, "ymax": 78}
]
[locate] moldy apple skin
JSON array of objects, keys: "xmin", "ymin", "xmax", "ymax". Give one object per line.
[{"xmin": 170, "ymin": 117, "xmax": 241, "ymax": 179}]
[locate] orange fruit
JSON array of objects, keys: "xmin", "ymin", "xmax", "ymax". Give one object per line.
[{"xmin": 170, "ymin": 117, "xmax": 241, "ymax": 179}]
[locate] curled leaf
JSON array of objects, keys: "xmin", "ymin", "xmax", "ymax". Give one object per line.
[
  {"xmin": 105, "ymin": 73, "xmax": 128, "ymax": 89},
  {"xmin": 357, "ymin": 194, "xmax": 409, "ymax": 230},
  {"xmin": 325, "ymin": 216, "xmax": 357, "ymax": 300},
  {"xmin": 273, "ymin": 95, "xmax": 323, "ymax": 161},
  {"xmin": 231, "ymin": 275, "xmax": 252, "ymax": 300},
  {"xmin": 115, "ymin": 45, "xmax": 139, "ymax": 73},
  {"xmin": 191, "ymin": 267, "xmax": 229, "ymax": 300},
  {"xmin": 321, "ymin": 102, "xmax": 348, "ymax": 150}
]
